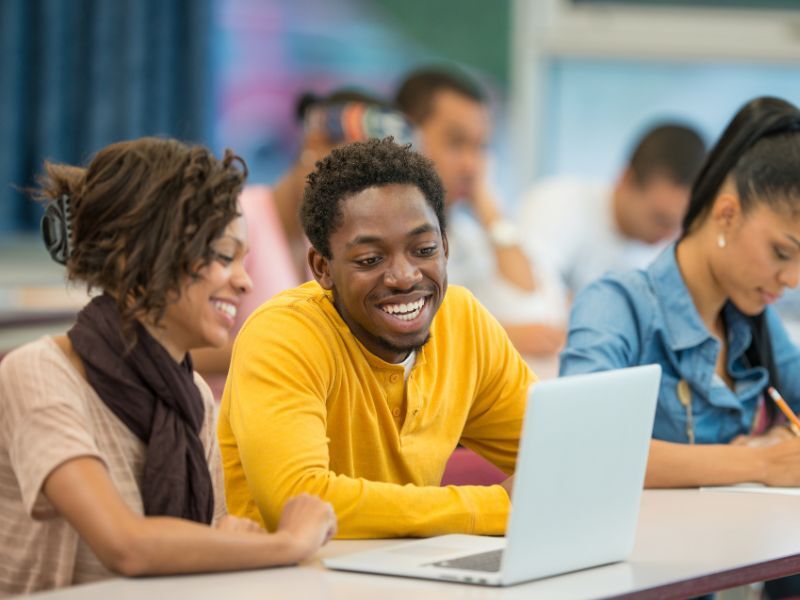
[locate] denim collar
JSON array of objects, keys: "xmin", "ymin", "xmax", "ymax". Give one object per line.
[
  {"xmin": 647, "ymin": 244, "xmax": 753, "ymax": 355},
  {"xmin": 647, "ymin": 244, "xmax": 710, "ymax": 351}
]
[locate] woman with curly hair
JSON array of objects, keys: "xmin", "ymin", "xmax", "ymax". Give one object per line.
[{"xmin": 0, "ymin": 137, "xmax": 336, "ymax": 596}]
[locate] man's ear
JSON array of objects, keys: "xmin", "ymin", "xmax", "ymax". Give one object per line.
[
  {"xmin": 308, "ymin": 247, "xmax": 334, "ymax": 290},
  {"xmin": 442, "ymin": 232, "xmax": 449, "ymax": 259}
]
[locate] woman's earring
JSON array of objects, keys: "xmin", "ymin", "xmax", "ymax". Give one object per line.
[{"xmin": 717, "ymin": 233, "xmax": 726, "ymax": 249}]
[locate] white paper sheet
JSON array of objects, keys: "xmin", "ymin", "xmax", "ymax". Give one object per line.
[{"xmin": 700, "ymin": 483, "xmax": 800, "ymax": 496}]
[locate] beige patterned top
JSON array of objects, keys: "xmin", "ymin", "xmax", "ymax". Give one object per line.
[{"xmin": 0, "ymin": 336, "xmax": 224, "ymax": 597}]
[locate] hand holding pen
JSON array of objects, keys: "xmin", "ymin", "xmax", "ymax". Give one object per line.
[
  {"xmin": 767, "ymin": 387, "xmax": 800, "ymax": 437},
  {"xmin": 730, "ymin": 387, "xmax": 800, "ymax": 447}
]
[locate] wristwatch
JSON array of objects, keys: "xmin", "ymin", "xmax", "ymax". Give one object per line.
[{"xmin": 487, "ymin": 218, "xmax": 521, "ymax": 247}]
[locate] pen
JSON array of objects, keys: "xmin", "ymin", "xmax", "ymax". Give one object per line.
[{"xmin": 767, "ymin": 386, "xmax": 800, "ymax": 437}]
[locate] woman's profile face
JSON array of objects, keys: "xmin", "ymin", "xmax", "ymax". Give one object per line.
[
  {"xmin": 160, "ymin": 214, "xmax": 252, "ymax": 354},
  {"xmin": 715, "ymin": 202, "xmax": 800, "ymax": 316}
]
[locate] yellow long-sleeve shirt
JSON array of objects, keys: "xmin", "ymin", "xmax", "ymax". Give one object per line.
[{"xmin": 218, "ymin": 281, "xmax": 535, "ymax": 538}]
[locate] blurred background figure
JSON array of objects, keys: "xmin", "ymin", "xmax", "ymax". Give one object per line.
[
  {"xmin": 269, "ymin": 90, "xmax": 413, "ymax": 280},
  {"xmin": 395, "ymin": 66, "xmax": 568, "ymax": 356},
  {"xmin": 5, "ymin": 0, "xmax": 800, "ymax": 379},
  {"xmin": 519, "ymin": 124, "xmax": 707, "ymax": 296},
  {"xmin": 192, "ymin": 89, "xmax": 415, "ymax": 395}
]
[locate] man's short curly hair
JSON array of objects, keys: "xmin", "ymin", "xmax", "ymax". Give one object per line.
[{"xmin": 301, "ymin": 137, "xmax": 445, "ymax": 259}]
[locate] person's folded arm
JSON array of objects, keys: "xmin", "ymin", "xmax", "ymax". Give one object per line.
[{"xmin": 44, "ymin": 457, "xmax": 334, "ymax": 576}]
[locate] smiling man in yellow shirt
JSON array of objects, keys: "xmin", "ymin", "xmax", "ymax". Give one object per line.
[{"xmin": 218, "ymin": 137, "xmax": 535, "ymax": 538}]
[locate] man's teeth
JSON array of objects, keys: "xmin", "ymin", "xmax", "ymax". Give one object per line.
[
  {"xmin": 212, "ymin": 300, "xmax": 237, "ymax": 319},
  {"xmin": 380, "ymin": 298, "xmax": 425, "ymax": 320}
]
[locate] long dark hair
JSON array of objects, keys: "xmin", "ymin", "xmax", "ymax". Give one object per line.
[{"xmin": 682, "ymin": 97, "xmax": 800, "ymax": 421}]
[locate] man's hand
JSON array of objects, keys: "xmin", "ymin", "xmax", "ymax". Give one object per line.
[{"xmin": 469, "ymin": 180, "xmax": 537, "ymax": 292}]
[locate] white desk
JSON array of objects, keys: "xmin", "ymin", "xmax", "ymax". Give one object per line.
[{"xmin": 28, "ymin": 489, "xmax": 800, "ymax": 600}]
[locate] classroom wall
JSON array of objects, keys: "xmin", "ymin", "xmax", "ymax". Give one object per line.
[
  {"xmin": 212, "ymin": 0, "xmax": 510, "ymax": 185},
  {"xmin": 538, "ymin": 58, "xmax": 800, "ymax": 184}
]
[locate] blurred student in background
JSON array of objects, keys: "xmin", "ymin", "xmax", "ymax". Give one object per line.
[
  {"xmin": 395, "ymin": 66, "xmax": 568, "ymax": 356},
  {"xmin": 520, "ymin": 123, "xmax": 706, "ymax": 296},
  {"xmin": 0, "ymin": 138, "xmax": 336, "ymax": 596},
  {"xmin": 270, "ymin": 90, "xmax": 414, "ymax": 280},
  {"xmin": 193, "ymin": 89, "xmax": 414, "ymax": 396}
]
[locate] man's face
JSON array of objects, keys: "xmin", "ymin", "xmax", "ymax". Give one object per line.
[
  {"xmin": 311, "ymin": 184, "xmax": 448, "ymax": 363},
  {"xmin": 417, "ymin": 90, "xmax": 490, "ymax": 205},
  {"xmin": 619, "ymin": 173, "xmax": 691, "ymax": 245}
]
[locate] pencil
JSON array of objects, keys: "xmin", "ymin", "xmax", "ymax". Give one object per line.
[{"xmin": 767, "ymin": 386, "xmax": 800, "ymax": 437}]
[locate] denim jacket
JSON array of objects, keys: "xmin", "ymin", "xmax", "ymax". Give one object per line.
[{"xmin": 560, "ymin": 244, "xmax": 800, "ymax": 444}]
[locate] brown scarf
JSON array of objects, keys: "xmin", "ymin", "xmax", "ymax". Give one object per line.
[{"xmin": 68, "ymin": 294, "xmax": 213, "ymax": 524}]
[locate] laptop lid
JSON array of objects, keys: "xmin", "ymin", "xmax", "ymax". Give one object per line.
[{"xmin": 501, "ymin": 364, "xmax": 661, "ymax": 584}]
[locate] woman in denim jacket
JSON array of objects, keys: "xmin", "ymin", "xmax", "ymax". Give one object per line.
[{"xmin": 561, "ymin": 96, "xmax": 800, "ymax": 489}]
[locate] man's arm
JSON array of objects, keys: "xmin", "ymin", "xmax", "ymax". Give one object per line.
[
  {"xmin": 516, "ymin": 180, "xmax": 582, "ymax": 294},
  {"xmin": 503, "ymin": 322, "xmax": 566, "ymax": 356},
  {"xmin": 471, "ymin": 182, "xmax": 536, "ymax": 291},
  {"xmin": 458, "ymin": 296, "xmax": 536, "ymax": 472}
]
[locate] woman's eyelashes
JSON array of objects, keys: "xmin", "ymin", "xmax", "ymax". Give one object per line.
[
  {"xmin": 210, "ymin": 250, "xmax": 236, "ymax": 265},
  {"xmin": 774, "ymin": 245, "xmax": 792, "ymax": 261}
]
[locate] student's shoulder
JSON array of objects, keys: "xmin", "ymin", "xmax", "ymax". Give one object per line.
[
  {"xmin": 521, "ymin": 177, "xmax": 606, "ymax": 236},
  {"xmin": 0, "ymin": 336, "xmax": 74, "ymax": 380},
  {"xmin": 236, "ymin": 281, "xmax": 341, "ymax": 362},
  {"xmin": 0, "ymin": 337, "xmax": 88, "ymax": 416},
  {"xmin": 602, "ymin": 266, "xmax": 653, "ymax": 291},
  {"xmin": 573, "ymin": 269, "xmax": 658, "ymax": 324},
  {"xmin": 241, "ymin": 281, "xmax": 330, "ymax": 329},
  {"xmin": 192, "ymin": 372, "xmax": 215, "ymax": 410},
  {"xmin": 524, "ymin": 177, "xmax": 603, "ymax": 209}
]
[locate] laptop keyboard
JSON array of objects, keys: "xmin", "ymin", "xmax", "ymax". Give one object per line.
[{"xmin": 429, "ymin": 549, "xmax": 503, "ymax": 572}]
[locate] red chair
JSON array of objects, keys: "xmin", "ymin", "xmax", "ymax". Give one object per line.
[{"xmin": 441, "ymin": 447, "xmax": 506, "ymax": 486}]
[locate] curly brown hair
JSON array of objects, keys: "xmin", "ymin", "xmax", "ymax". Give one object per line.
[{"xmin": 34, "ymin": 137, "xmax": 247, "ymax": 334}]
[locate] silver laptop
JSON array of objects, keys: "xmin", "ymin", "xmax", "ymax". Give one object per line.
[{"xmin": 324, "ymin": 364, "xmax": 661, "ymax": 586}]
